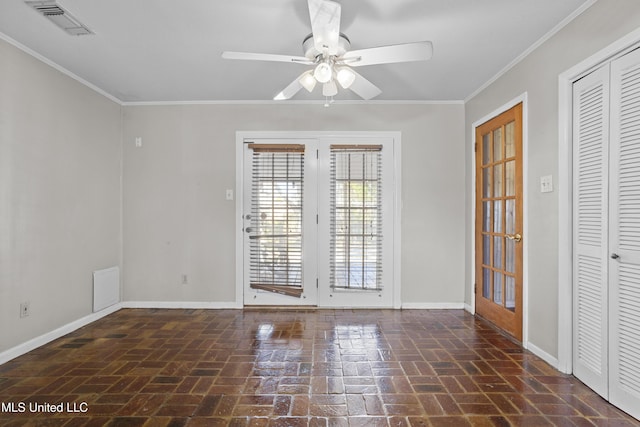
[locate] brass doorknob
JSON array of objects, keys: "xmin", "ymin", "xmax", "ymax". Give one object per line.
[{"xmin": 506, "ymin": 233, "xmax": 522, "ymax": 243}]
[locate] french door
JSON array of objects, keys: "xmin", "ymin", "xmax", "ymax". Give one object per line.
[
  {"xmin": 242, "ymin": 139, "xmax": 318, "ymax": 305},
  {"xmin": 317, "ymin": 138, "xmax": 395, "ymax": 307},
  {"xmin": 475, "ymin": 103, "xmax": 524, "ymax": 341},
  {"xmin": 242, "ymin": 136, "xmax": 395, "ymax": 307}
]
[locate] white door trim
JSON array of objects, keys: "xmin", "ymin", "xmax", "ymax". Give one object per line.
[
  {"xmin": 469, "ymin": 93, "xmax": 529, "ymax": 347},
  {"xmin": 557, "ymin": 27, "xmax": 640, "ymax": 374},
  {"xmin": 235, "ymin": 131, "xmax": 402, "ymax": 308}
]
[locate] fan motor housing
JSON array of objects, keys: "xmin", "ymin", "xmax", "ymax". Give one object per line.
[{"xmin": 303, "ymin": 33, "xmax": 351, "ymax": 60}]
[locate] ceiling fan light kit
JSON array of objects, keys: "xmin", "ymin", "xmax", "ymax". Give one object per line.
[
  {"xmin": 299, "ymin": 71, "xmax": 317, "ymax": 92},
  {"xmin": 221, "ymin": 0, "xmax": 433, "ymax": 103},
  {"xmin": 322, "ymin": 80, "xmax": 338, "ymax": 97},
  {"xmin": 336, "ymin": 67, "xmax": 355, "ymax": 89},
  {"xmin": 313, "ymin": 61, "xmax": 333, "ymax": 83}
]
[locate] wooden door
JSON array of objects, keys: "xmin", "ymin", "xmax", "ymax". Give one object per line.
[{"xmin": 475, "ymin": 103, "xmax": 523, "ymax": 341}]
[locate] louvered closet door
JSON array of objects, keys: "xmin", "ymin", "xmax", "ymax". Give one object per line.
[
  {"xmin": 572, "ymin": 64, "xmax": 610, "ymax": 398},
  {"xmin": 608, "ymin": 48, "xmax": 640, "ymax": 420}
]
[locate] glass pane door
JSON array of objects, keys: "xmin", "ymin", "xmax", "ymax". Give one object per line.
[
  {"xmin": 243, "ymin": 140, "xmax": 318, "ymax": 305},
  {"xmin": 318, "ymin": 138, "xmax": 395, "ymax": 308},
  {"xmin": 475, "ymin": 104, "xmax": 523, "ymax": 341}
]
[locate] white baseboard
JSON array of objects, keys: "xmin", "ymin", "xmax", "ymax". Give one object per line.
[
  {"xmin": 401, "ymin": 302, "xmax": 466, "ymax": 309},
  {"xmin": 0, "ymin": 302, "xmax": 124, "ymax": 365},
  {"xmin": 122, "ymin": 301, "xmax": 242, "ymax": 309},
  {"xmin": 526, "ymin": 341, "xmax": 560, "ymax": 370},
  {"xmin": 464, "ymin": 303, "xmax": 475, "ymax": 314},
  {"xmin": 0, "ymin": 301, "xmax": 243, "ymax": 365}
]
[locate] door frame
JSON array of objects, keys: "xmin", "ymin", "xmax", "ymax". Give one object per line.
[
  {"xmin": 470, "ymin": 93, "xmax": 529, "ymax": 347},
  {"xmin": 557, "ymin": 27, "xmax": 640, "ymax": 374},
  {"xmin": 235, "ymin": 131, "xmax": 402, "ymax": 308}
]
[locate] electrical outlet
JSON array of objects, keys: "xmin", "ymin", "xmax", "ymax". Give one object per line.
[{"xmin": 20, "ymin": 302, "xmax": 30, "ymax": 318}]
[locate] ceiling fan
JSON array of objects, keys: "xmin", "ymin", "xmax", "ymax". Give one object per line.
[{"xmin": 221, "ymin": 0, "xmax": 433, "ymax": 102}]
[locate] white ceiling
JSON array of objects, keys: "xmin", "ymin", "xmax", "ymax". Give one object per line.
[{"xmin": 0, "ymin": 0, "xmax": 591, "ymax": 103}]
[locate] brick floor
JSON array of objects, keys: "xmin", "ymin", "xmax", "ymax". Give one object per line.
[{"xmin": 0, "ymin": 308, "xmax": 637, "ymax": 426}]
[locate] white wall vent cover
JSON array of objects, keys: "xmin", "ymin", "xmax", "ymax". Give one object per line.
[
  {"xmin": 25, "ymin": 1, "xmax": 93, "ymax": 36},
  {"xmin": 93, "ymin": 266, "xmax": 120, "ymax": 312}
]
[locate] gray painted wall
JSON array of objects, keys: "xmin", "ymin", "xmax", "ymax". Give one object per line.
[
  {"xmin": 0, "ymin": 39, "xmax": 122, "ymax": 353},
  {"xmin": 122, "ymin": 104, "xmax": 466, "ymax": 305},
  {"xmin": 464, "ymin": 0, "xmax": 640, "ymax": 358}
]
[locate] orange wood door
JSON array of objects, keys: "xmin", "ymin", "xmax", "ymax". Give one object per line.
[{"xmin": 475, "ymin": 103, "xmax": 523, "ymax": 341}]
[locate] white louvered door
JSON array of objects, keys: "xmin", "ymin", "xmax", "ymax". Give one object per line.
[
  {"xmin": 572, "ymin": 48, "xmax": 640, "ymax": 420},
  {"xmin": 608, "ymin": 48, "xmax": 640, "ymax": 420},
  {"xmin": 572, "ymin": 64, "xmax": 610, "ymax": 398}
]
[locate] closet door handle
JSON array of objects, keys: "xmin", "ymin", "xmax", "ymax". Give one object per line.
[{"xmin": 611, "ymin": 253, "xmax": 620, "ymax": 260}]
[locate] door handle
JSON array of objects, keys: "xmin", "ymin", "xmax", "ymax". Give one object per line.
[
  {"xmin": 245, "ymin": 227, "xmax": 253, "ymax": 233},
  {"xmin": 506, "ymin": 233, "xmax": 522, "ymax": 243},
  {"xmin": 611, "ymin": 253, "xmax": 620, "ymax": 260}
]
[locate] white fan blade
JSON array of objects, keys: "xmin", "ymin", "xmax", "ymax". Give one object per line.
[
  {"xmin": 348, "ymin": 70, "xmax": 382, "ymax": 100},
  {"xmin": 342, "ymin": 41, "xmax": 433, "ymax": 67},
  {"xmin": 273, "ymin": 72, "xmax": 308, "ymax": 100},
  {"xmin": 222, "ymin": 51, "xmax": 313, "ymax": 65},
  {"xmin": 308, "ymin": 0, "xmax": 341, "ymax": 55}
]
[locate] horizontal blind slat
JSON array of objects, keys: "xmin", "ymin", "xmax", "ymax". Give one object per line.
[{"xmin": 249, "ymin": 143, "xmax": 305, "ymax": 153}]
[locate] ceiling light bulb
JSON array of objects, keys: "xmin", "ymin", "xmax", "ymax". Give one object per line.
[
  {"xmin": 323, "ymin": 81, "xmax": 338, "ymax": 97},
  {"xmin": 314, "ymin": 62, "xmax": 333, "ymax": 84},
  {"xmin": 336, "ymin": 67, "xmax": 356, "ymax": 89},
  {"xmin": 299, "ymin": 71, "xmax": 317, "ymax": 92}
]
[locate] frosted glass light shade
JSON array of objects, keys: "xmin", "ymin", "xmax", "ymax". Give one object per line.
[
  {"xmin": 323, "ymin": 80, "xmax": 338, "ymax": 96},
  {"xmin": 299, "ymin": 71, "xmax": 317, "ymax": 92},
  {"xmin": 314, "ymin": 62, "xmax": 333, "ymax": 83},
  {"xmin": 336, "ymin": 67, "xmax": 356, "ymax": 89}
]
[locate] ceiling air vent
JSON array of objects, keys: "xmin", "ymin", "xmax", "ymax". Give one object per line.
[{"xmin": 25, "ymin": 1, "xmax": 93, "ymax": 36}]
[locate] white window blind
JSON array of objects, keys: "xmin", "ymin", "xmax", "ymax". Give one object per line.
[
  {"xmin": 248, "ymin": 144, "xmax": 305, "ymax": 297},
  {"xmin": 330, "ymin": 145, "xmax": 383, "ymax": 291}
]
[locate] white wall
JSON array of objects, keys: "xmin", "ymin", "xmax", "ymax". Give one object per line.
[
  {"xmin": 122, "ymin": 103, "xmax": 466, "ymax": 305},
  {"xmin": 464, "ymin": 0, "xmax": 640, "ymax": 358},
  {"xmin": 0, "ymin": 39, "xmax": 122, "ymax": 353}
]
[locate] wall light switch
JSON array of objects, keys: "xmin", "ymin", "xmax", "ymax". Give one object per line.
[
  {"xmin": 225, "ymin": 189, "xmax": 234, "ymax": 201},
  {"xmin": 540, "ymin": 175, "xmax": 553, "ymax": 193},
  {"xmin": 135, "ymin": 137, "xmax": 142, "ymax": 148}
]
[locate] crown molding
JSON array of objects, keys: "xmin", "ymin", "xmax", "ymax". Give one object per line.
[
  {"xmin": 0, "ymin": 31, "xmax": 124, "ymax": 105},
  {"xmin": 464, "ymin": 0, "xmax": 598, "ymax": 103}
]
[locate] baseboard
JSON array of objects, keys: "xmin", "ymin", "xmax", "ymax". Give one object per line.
[
  {"xmin": 464, "ymin": 303, "xmax": 475, "ymax": 314},
  {"xmin": 122, "ymin": 301, "xmax": 243, "ymax": 310},
  {"xmin": 526, "ymin": 341, "xmax": 560, "ymax": 370},
  {"xmin": 0, "ymin": 302, "xmax": 124, "ymax": 365},
  {"xmin": 401, "ymin": 302, "xmax": 466, "ymax": 309}
]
